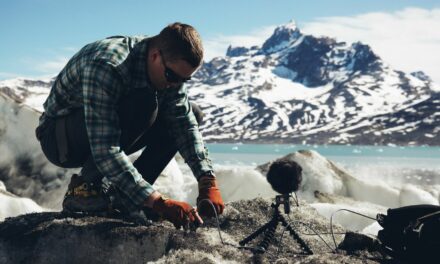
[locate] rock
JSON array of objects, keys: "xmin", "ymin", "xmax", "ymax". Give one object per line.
[
  {"xmin": 226, "ymin": 46, "xmax": 250, "ymax": 57},
  {"xmin": 0, "ymin": 198, "xmax": 395, "ymax": 264}
]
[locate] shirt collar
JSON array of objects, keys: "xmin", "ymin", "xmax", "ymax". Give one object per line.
[{"xmin": 129, "ymin": 38, "xmax": 153, "ymax": 91}]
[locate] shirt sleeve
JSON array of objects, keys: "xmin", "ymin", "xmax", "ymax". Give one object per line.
[
  {"xmin": 82, "ymin": 60, "xmax": 154, "ymax": 208},
  {"xmin": 161, "ymin": 84, "xmax": 214, "ymax": 179}
]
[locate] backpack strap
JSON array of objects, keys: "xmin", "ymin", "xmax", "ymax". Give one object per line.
[
  {"xmin": 412, "ymin": 210, "xmax": 440, "ymax": 236},
  {"xmin": 55, "ymin": 117, "xmax": 68, "ymax": 163}
]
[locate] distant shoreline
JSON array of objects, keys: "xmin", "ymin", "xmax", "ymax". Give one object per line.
[{"xmin": 205, "ymin": 141, "xmax": 440, "ymax": 148}]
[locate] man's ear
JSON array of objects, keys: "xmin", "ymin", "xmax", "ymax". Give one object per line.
[{"xmin": 150, "ymin": 48, "xmax": 160, "ymax": 62}]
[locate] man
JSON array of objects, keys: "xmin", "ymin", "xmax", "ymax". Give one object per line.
[{"xmin": 35, "ymin": 22, "xmax": 225, "ymax": 229}]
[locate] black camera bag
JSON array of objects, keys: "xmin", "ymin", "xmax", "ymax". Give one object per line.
[{"xmin": 377, "ymin": 204, "xmax": 440, "ymax": 263}]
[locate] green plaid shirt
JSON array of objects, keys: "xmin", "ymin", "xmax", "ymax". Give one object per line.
[{"xmin": 39, "ymin": 36, "xmax": 213, "ymax": 209}]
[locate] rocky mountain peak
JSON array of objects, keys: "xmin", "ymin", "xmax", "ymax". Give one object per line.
[
  {"xmin": 411, "ymin": 71, "xmax": 432, "ymax": 83},
  {"xmin": 262, "ymin": 20, "xmax": 302, "ymax": 53},
  {"xmin": 226, "ymin": 45, "xmax": 259, "ymax": 57},
  {"xmin": 350, "ymin": 42, "xmax": 380, "ymax": 72},
  {"xmin": 226, "ymin": 45, "xmax": 249, "ymax": 57}
]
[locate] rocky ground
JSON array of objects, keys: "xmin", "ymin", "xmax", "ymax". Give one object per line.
[{"xmin": 0, "ymin": 197, "xmax": 401, "ymax": 264}]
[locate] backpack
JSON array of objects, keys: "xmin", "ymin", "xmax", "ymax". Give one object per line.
[{"xmin": 377, "ymin": 204, "xmax": 440, "ymax": 263}]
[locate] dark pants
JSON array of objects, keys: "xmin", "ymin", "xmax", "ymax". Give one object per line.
[{"xmin": 37, "ymin": 89, "xmax": 203, "ymax": 187}]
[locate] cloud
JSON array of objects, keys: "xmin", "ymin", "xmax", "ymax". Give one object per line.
[
  {"xmin": 0, "ymin": 72, "xmax": 53, "ymax": 81},
  {"xmin": 16, "ymin": 46, "xmax": 76, "ymax": 78},
  {"xmin": 61, "ymin": 46, "xmax": 79, "ymax": 53},
  {"xmin": 36, "ymin": 56, "xmax": 69, "ymax": 74},
  {"xmin": 301, "ymin": 7, "xmax": 440, "ymax": 84},
  {"xmin": 0, "ymin": 56, "xmax": 69, "ymax": 81},
  {"xmin": 0, "ymin": 72, "xmax": 23, "ymax": 80},
  {"xmin": 203, "ymin": 25, "xmax": 275, "ymax": 60}
]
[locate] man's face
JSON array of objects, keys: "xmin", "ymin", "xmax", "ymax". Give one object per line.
[{"xmin": 148, "ymin": 49, "xmax": 198, "ymax": 91}]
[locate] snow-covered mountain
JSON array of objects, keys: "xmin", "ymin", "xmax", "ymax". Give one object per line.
[
  {"xmin": 0, "ymin": 21, "xmax": 439, "ymax": 145},
  {"xmin": 0, "ymin": 77, "xmax": 53, "ymax": 112},
  {"xmin": 188, "ymin": 21, "xmax": 440, "ymax": 145}
]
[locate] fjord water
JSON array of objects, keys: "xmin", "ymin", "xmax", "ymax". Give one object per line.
[{"xmin": 207, "ymin": 144, "xmax": 440, "ymax": 185}]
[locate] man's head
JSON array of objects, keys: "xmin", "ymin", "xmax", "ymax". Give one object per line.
[{"xmin": 147, "ymin": 22, "xmax": 204, "ymax": 90}]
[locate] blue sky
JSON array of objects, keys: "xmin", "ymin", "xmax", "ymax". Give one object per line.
[{"xmin": 1, "ymin": 0, "xmax": 439, "ymax": 82}]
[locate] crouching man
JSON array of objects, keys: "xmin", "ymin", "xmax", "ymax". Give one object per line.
[{"xmin": 35, "ymin": 22, "xmax": 224, "ymax": 228}]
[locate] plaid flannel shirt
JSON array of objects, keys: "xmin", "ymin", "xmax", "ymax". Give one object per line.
[{"xmin": 39, "ymin": 36, "xmax": 213, "ymax": 209}]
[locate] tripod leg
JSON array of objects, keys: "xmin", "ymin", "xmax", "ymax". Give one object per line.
[
  {"xmin": 257, "ymin": 219, "xmax": 278, "ymax": 252},
  {"xmin": 239, "ymin": 220, "xmax": 275, "ymax": 246},
  {"xmin": 279, "ymin": 215, "xmax": 313, "ymax": 255}
]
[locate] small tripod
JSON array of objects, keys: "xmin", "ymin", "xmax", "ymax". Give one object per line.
[{"xmin": 239, "ymin": 194, "xmax": 313, "ymax": 255}]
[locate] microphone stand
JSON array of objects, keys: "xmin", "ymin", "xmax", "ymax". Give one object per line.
[{"xmin": 239, "ymin": 193, "xmax": 313, "ymax": 255}]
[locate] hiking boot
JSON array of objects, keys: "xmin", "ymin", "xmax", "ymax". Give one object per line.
[{"xmin": 62, "ymin": 174, "xmax": 110, "ymax": 213}]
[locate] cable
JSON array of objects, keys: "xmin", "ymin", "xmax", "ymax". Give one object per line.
[
  {"xmin": 292, "ymin": 192, "xmax": 299, "ymax": 207},
  {"xmin": 197, "ymin": 199, "xmax": 275, "ymax": 252},
  {"xmin": 287, "ymin": 214, "xmax": 336, "ymax": 252},
  {"xmin": 299, "ymin": 231, "xmax": 346, "ymax": 235},
  {"xmin": 197, "ymin": 199, "xmax": 225, "ymax": 244},
  {"xmin": 196, "ymin": 199, "xmax": 378, "ymax": 257},
  {"xmin": 275, "ymin": 220, "xmax": 295, "ymax": 260},
  {"xmin": 197, "ymin": 198, "xmax": 334, "ymax": 253},
  {"xmin": 329, "ymin": 209, "xmax": 376, "ymax": 250}
]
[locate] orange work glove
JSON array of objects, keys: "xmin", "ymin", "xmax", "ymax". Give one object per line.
[
  {"xmin": 197, "ymin": 174, "xmax": 225, "ymax": 217},
  {"xmin": 152, "ymin": 196, "xmax": 203, "ymax": 229}
]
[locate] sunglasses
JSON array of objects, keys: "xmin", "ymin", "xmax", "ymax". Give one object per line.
[{"xmin": 159, "ymin": 50, "xmax": 192, "ymax": 83}]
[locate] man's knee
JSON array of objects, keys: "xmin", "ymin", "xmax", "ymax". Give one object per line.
[{"xmin": 191, "ymin": 103, "xmax": 204, "ymax": 125}]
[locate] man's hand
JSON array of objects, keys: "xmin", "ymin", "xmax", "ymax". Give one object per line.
[
  {"xmin": 152, "ymin": 195, "xmax": 203, "ymax": 229},
  {"xmin": 197, "ymin": 173, "xmax": 225, "ymax": 217}
]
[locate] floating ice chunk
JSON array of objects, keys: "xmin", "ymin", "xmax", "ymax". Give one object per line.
[
  {"xmin": 154, "ymin": 158, "xmax": 197, "ymax": 203},
  {"xmin": 344, "ymin": 177, "xmax": 400, "ymax": 208},
  {"xmin": 399, "ymin": 184, "xmax": 439, "ymax": 206},
  {"xmin": 215, "ymin": 166, "xmax": 276, "ymax": 202},
  {"xmin": 310, "ymin": 203, "xmax": 380, "ymax": 233},
  {"xmin": 0, "ymin": 186, "xmax": 45, "ymax": 221},
  {"xmin": 352, "ymin": 149, "xmax": 361, "ymax": 154},
  {"xmin": 362, "ymin": 222, "xmax": 383, "ymax": 236},
  {"xmin": 159, "ymin": 162, "xmax": 276, "ymax": 205},
  {"xmin": 0, "ymin": 181, "xmax": 6, "ymax": 192}
]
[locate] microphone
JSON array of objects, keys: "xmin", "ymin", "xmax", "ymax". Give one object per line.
[
  {"xmin": 266, "ymin": 159, "xmax": 303, "ymax": 214},
  {"xmin": 267, "ymin": 159, "xmax": 302, "ymax": 195}
]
